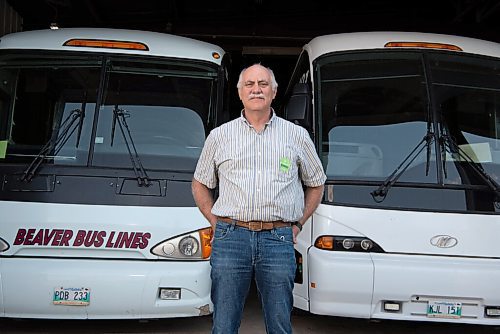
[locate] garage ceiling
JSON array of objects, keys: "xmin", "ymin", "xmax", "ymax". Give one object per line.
[
  {"xmin": 6, "ymin": 0, "xmax": 500, "ymax": 51},
  {"xmin": 5, "ymin": 0, "xmax": 500, "ymax": 113}
]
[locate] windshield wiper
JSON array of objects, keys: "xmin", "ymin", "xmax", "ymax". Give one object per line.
[
  {"xmin": 371, "ymin": 132, "xmax": 434, "ymax": 202},
  {"xmin": 111, "ymin": 106, "xmax": 151, "ymax": 187},
  {"xmin": 440, "ymin": 134, "xmax": 500, "ymax": 201},
  {"xmin": 21, "ymin": 108, "xmax": 84, "ymax": 182}
]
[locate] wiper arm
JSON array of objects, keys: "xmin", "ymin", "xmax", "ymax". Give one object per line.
[
  {"xmin": 75, "ymin": 96, "xmax": 87, "ymax": 148},
  {"xmin": 440, "ymin": 134, "xmax": 500, "ymax": 200},
  {"xmin": 111, "ymin": 106, "xmax": 151, "ymax": 187},
  {"xmin": 371, "ymin": 133, "xmax": 434, "ymax": 202},
  {"xmin": 21, "ymin": 108, "xmax": 83, "ymax": 182}
]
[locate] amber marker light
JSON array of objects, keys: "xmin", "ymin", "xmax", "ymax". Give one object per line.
[
  {"xmin": 212, "ymin": 52, "xmax": 221, "ymax": 59},
  {"xmin": 384, "ymin": 41, "xmax": 462, "ymax": 51},
  {"xmin": 63, "ymin": 39, "xmax": 149, "ymax": 51},
  {"xmin": 199, "ymin": 227, "xmax": 213, "ymax": 259},
  {"xmin": 314, "ymin": 236, "xmax": 334, "ymax": 250},
  {"xmin": 315, "ymin": 235, "xmax": 385, "ymax": 252}
]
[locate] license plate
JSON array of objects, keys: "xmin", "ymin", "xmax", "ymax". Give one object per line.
[
  {"xmin": 427, "ymin": 300, "xmax": 462, "ymax": 318},
  {"xmin": 53, "ymin": 287, "xmax": 90, "ymax": 306}
]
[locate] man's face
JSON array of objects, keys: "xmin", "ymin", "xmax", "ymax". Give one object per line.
[{"xmin": 238, "ymin": 65, "xmax": 277, "ymax": 113}]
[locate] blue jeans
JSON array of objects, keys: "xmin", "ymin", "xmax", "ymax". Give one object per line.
[{"xmin": 210, "ymin": 221, "xmax": 296, "ymax": 334}]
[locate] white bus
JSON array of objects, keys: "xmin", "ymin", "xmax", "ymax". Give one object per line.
[
  {"xmin": 284, "ymin": 32, "xmax": 500, "ymax": 325},
  {"xmin": 0, "ymin": 28, "xmax": 228, "ymax": 319}
]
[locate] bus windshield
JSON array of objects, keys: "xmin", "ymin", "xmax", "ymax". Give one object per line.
[
  {"xmin": 0, "ymin": 53, "xmax": 218, "ymax": 172},
  {"xmin": 317, "ymin": 51, "xmax": 500, "ymax": 189}
]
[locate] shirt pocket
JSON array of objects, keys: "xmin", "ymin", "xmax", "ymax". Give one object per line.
[{"xmin": 276, "ymin": 147, "xmax": 298, "ymax": 183}]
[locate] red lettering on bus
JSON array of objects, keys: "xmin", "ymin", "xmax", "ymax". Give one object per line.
[
  {"xmin": 13, "ymin": 229, "xmax": 27, "ymax": 245},
  {"xmin": 51, "ymin": 229, "xmax": 63, "ymax": 246},
  {"xmin": 106, "ymin": 231, "xmax": 116, "ymax": 248},
  {"xmin": 12, "ymin": 228, "xmax": 150, "ymax": 249},
  {"xmin": 23, "ymin": 229, "xmax": 36, "ymax": 245},
  {"xmin": 34, "ymin": 229, "xmax": 59, "ymax": 246},
  {"xmin": 114, "ymin": 232, "xmax": 124, "ymax": 248},
  {"xmin": 95, "ymin": 231, "xmax": 106, "ymax": 247},
  {"xmin": 140, "ymin": 233, "xmax": 151, "ymax": 249},
  {"xmin": 118, "ymin": 232, "xmax": 134, "ymax": 248},
  {"xmin": 59, "ymin": 230, "xmax": 73, "ymax": 246},
  {"xmin": 31, "ymin": 229, "xmax": 44, "ymax": 245},
  {"xmin": 73, "ymin": 230, "xmax": 86, "ymax": 246}
]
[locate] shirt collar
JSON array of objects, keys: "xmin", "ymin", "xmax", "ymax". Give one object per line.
[{"xmin": 239, "ymin": 108, "xmax": 276, "ymax": 128}]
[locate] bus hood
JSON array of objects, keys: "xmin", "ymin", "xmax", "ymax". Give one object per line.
[
  {"xmin": 0, "ymin": 201, "xmax": 209, "ymax": 260},
  {"xmin": 314, "ymin": 204, "xmax": 500, "ymax": 258}
]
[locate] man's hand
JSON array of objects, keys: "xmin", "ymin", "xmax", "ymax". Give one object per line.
[
  {"xmin": 292, "ymin": 225, "xmax": 301, "ymax": 244},
  {"xmin": 192, "ymin": 178, "xmax": 218, "ymax": 244}
]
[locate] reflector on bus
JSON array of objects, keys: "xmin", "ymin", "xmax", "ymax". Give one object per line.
[
  {"xmin": 63, "ymin": 38, "xmax": 149, "ymax": 51},
  {"xmin": 384, "ymin": 41, "xmax": 463, "ymax": 51}
]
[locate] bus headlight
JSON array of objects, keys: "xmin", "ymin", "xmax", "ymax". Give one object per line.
[
  {"xmin": 151, "ymin": 227, "xmax": 212, "ymax": 260},
  {"xmin": 314, "ymin": 235, "xmax": 384, "ymax": 253},
  {"xmin": 0, "ymin": 237, "xmax": 9, "ymax": 252},
  {"xmin": 178, "ymin": 236, "xmax": 199, "ymax": 257}
]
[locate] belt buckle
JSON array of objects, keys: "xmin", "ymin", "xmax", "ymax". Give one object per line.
[{"xmin": 248, "ymin": 221, "xmax": 263, "ymax": 231}]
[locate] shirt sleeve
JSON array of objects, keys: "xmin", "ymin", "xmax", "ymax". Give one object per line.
[
  {"xmin": 193, "ymin": 130, "xmax": 219, "ymax": 189},
  {"xmin": 298, "ymin": 128, "xmax": 327, "ymax": 187}
]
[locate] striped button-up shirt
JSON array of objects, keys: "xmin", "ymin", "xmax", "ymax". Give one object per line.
[{"xmin": 194, "ymin": 112, "xmax": 326, "ymax": 222}]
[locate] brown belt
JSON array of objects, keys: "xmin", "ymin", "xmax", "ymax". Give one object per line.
[{"xmin": 217, "ymin": 217, "xmax": 291, "ymax": 231}]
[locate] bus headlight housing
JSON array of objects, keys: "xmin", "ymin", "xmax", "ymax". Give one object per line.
[
  {"xmin": 314, "ymin": 235, "xmax": 384, "ymax": 253},
  {"xmin": 151, "ymin": 227, "xmax": 212, "ymax": 260},
  {"xmin": 0, "ymin": 237, "xmax": 9, "ymax": 252}
]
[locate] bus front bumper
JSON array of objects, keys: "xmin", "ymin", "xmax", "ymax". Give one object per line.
[
  {"xmin": 0, "ymin": 257, "xmax": 212, "ymax": 319},
  {"xmin": 307, "ymin": 249, "xmax": 500, "ymax": 325}
]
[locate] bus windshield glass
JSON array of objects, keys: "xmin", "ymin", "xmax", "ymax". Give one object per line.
[
  {"xmin": 0, "ymin": 54, "xmax": 101, "ymax": 166},
  {"xmin": 318, "ymin": 52, "xmax": 435, "ymax": 183},
  {"xmin": 0, "ymin": 53, "xmax": 218, "ymax": 172},
  {"xmin": 429, "ymin": 53, "xmax": 500, "ymax": 187},
  {"xmin": 317, "ymin": 51, "xmax": 500, "ymax": 189}
]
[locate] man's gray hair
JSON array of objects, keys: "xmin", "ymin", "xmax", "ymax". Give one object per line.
[{"xmin": 236, "ymin": 64, "xmax": 278, "ymax": 92}]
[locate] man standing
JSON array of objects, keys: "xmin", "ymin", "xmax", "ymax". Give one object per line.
[{"xmin": 192, "ymin": 64, "xmax": 326, "ymax": 334}]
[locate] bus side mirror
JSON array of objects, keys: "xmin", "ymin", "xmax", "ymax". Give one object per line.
[{"xmin": 284, "ymin": 83, "xmax": 312, "ymax": 133}]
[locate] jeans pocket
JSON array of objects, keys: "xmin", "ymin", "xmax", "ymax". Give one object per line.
[
  {"xmin": 213, "ymin": 222, "xmax": 231, "ymax": 241},
  {"xmin": 271, "ymin": 226, "xmax": 294, "ymax": 244}
]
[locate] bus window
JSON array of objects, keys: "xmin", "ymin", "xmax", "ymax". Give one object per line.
[
  {"xmin": 0, "ymin": 69, "xmax": 14, "ymax": 146},
  {"xmin": 429, "ymin": 53, "xmax": 500, "ymax": 186},
  {"xmin": 317, "ymin": 52, "xmax": 435, "ymax": 183},
  {"xmin": 92, "ymin": 60, "xmax": 214, "ymax": 171},
  {"xmin": 3, "ymin": 56, "xmax": 100, "ymax": 165}
]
